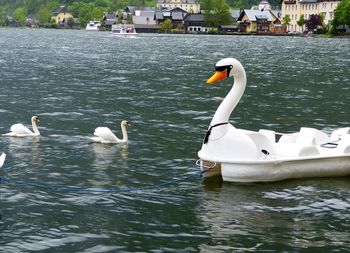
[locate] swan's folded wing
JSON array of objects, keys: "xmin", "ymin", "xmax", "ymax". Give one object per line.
[
  {"xmin": 0, "ymin": 153, "xmax": 6, "ymax": 168},
  {"xmin": 94, "ymin": 127, "xmax": 118, "ymax": 142},
  {"xmin": 9, "ymin": 123, "xmax": 33, "ymax": 135}
]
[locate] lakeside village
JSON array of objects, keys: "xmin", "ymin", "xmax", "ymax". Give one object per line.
[{"xmin": 2, "ymin": 0, "xmax": 349, "ymax": 35}]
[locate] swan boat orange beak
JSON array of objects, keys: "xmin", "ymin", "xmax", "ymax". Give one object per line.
[{"xmin": 207, "ymin": 69, "xmax": 227, "ymax": 84}]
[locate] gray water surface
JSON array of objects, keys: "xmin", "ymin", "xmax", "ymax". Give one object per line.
[{"xmin": 0, "ymin": 29, "xmax": 349, "ymax": 252}]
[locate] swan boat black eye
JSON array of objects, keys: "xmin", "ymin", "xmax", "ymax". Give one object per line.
[{"xmin": 215, "ymin": 65, "xmax": 233, "ymax": 77}]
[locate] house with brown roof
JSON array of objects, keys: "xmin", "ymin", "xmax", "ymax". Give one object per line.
[
  {"xmin": 155, "ymin": 7, "xmax": 188, "ymax": 30},
  {"xmin": 238, "ymin": 9, "xmax": 284, "ymax": 33}
]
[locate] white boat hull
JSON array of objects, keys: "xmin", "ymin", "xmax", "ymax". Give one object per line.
[
  {"xmin": 200, "ymin": 156, "xmax": 350, "ymax": 182},
  {"xmin": 86, "ymin": 21, "xmax": 101, "ymax": 31},
  {"xmin": 86, "ymin": 27, "xmax": 99, "ymax": 31},
  {"xmin": 112, "ymin": 33, "xmax": 137, "ymax": 36},
  {"xmin": 111, "ymin": 24, "xmax": 137, "ymax": 36}
]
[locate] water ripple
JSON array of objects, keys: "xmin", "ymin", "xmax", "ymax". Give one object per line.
[{"xmin": 0, "ymin": 29, "xmax": 349, "ymax": 252}]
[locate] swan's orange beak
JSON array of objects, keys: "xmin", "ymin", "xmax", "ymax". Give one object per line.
[{"xmin": 207, "ymin": 70, "xmax": 227, "ymax": 84}]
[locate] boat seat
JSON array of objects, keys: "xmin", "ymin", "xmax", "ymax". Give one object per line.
[
  {"xmin": 278, "ymin": 133, "xmax": 299, "ymax": 143},
  {"xmin": 297, "ymin": 127, "xmax": 329, "ymax": 146},
  {"xmin": 243, "ymin": 131, "xmax": 275, "ymax": 158},
  {"xmin": 337, "ymin": 135, "xmax": 350, "ymax": 154},
  {"xmin": 330, "ymin": 127, "xmax": 350, "ymax": 141},
  {"xmin": 259, "ymin": 129, "xmax": 276, "ymax": 143},
  {"xmin": 275, "ymin": 142, "xmax": 320, "ymax": 157},
  {"xmin": 298, "ymin": 146, "xmax": 320, "ymax": 156},
  {"xmin": 343, "ymin": 146, "xmax": 350, "ymax": 154}
]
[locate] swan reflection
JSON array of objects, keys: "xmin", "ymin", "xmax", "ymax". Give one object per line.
[{"xmin": 91, "ymin": 142, "xmax": 129, "ymax": 168}]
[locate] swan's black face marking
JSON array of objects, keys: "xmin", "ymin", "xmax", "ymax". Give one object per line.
[{"xmin": 215, "ymin": 65, "xmax": 233, "ymax": 77}]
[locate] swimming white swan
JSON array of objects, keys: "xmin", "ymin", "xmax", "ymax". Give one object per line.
[
  {"xmin": 90, "ymin": 120, "xmax": 131, "ymax": 144},
  {"xmin": 197, "ymin": 58, "xmax": 350, "ymax": 182},
  {"xmin": 0, "ymin": 153, "xmax": 6, "ymax": 168},
  {"xmin": 4, "ymin": 116, "xmax": 40, "ymax": 137}
]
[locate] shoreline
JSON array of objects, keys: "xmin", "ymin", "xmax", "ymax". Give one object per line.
[{"xmin": 1, "ymin": 26, "xmax": 349, "ymax": 38}]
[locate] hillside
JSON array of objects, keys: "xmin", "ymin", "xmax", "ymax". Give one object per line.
[
  {"xmin": 0, "ymin": 0, "xmax": 281, "ymax": 15},
  {"xmin": 0, "ymin": 0, "xmax": 281, "ymax": 28}
]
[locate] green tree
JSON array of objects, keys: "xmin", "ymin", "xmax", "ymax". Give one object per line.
[
  {"xmin": 282, "ymin": 14, "xmax": 291, "ymax": 30},
  {"xmin": 214, "ymin": 0, "xmax": 232, "ymax": 25},
  {"xmin": 91, "ymin": 7, "xmax": 105, "ymax": 21},
  {"xmin": 203, "ymin": 0, "xmax": 231, "ymax": 27},
  {"xmin": 200, "ymin": 0, "xmax": 212, "ymax": 10},
  {"xmin": 126, "ymin": 13, "xmax": 133, "ymax": 23},
  {"xmin": 67, "ymin": 16, "xmax": 74, "ymax": 28},
  {"xmin": 47, "ymin": 1, "xmax": 61, "ymax": 14},
  {"xmin": 319, "ymin": 12, "xmax": 325, "ymax": 27},
  {"xmin": 332, "ymin": 0, "xmax": 350, "ymax": 33},
  {"xmin": 117, "ymin": 9, "xmax": 124, "ymax": 23},
  {"xmin": 36, "ymin": 6, "xmax": 51, "ymax": 25},
  {"xmin": 0, "ymin": 7, "xmax": 10, "ymax": 26},
  {"xmin": 297, "ymin": 14, "xmax": 305, "ymax": 32},
  {"xmin": 112, "ymin": 0, "xmax": 127, "ymax": 9},
  {"xmin": 159, "ymin": 19, "xmax": 172, "ymax": 33},
  {"xmin": 76, "ymin": 3, "xmax": 107, "ymax": 28},
  {"xmin": 13, "ymin": 7, "xmax": 27, "ymax": 25},
  {"xmin": 24, "ymin": 0, "xmax": 38, "ymax": 15},
  {"xmin": 95, "ymin": 0, "xmax": 111, "ymax": 8}
]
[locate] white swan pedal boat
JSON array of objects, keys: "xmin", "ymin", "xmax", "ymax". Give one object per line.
[{"xmin": 197, "ymin": 58, "xmax": 350, "ymax": 182}]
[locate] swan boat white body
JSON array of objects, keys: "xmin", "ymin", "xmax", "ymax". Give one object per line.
[{"xmin": 197, "ymin": 58, "xmax": 350, "ymax": 182}]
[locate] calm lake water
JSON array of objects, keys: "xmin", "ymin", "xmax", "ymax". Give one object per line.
[{"xmin": 0, "ymin": 28, "xmax": 349, "ymax": 252}]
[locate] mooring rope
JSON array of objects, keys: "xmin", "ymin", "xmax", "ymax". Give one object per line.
[{"xmin": 0, "ymin": 171, "xmax": 202, "ymax": 193}]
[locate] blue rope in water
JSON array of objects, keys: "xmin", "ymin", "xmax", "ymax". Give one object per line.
[{"xmin": 0, "ymin": 171, "xmax": 201, "ymax": 193}]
